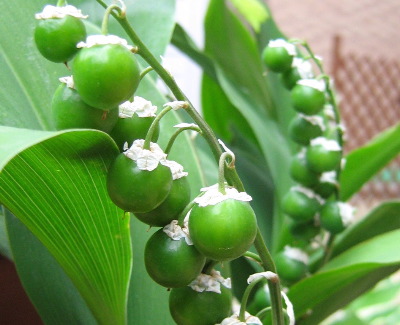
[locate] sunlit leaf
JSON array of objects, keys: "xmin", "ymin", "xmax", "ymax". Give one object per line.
[
  {"xmin": 340, "ymin": 123, "xmax": 400, "ymax": 201},
  {"xmin": 0, "ymin": 128, "xmax": 130, "ymax": 324}
]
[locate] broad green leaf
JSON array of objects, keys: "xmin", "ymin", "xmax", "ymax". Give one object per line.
[
  {"xmin": 322, "ymin": 230, "xmax": 400, "ymax": 271},
  {"xmin": 341, "ymin": 274, "xmax": 400, "ymax": 324},
  {"xmin": 76, "ymin": 0, "xmax": 176, "ymax": 61},
  {"xmin": 340, "ymin": 123, "xmax": 400, "ymax": 201},
  {"xmin": 201, "ymin": 74, "xmax": 257, "ymax": 143},
  {"xmin": 293, "ymin": 265, "xmax": 399, "ymax": 325},
  {"xmin": 289, "ymin": 231, "xmax": 400, "ymax": 323},
  {"xmin": 229, "ymin": 0, "xmax": 269, "ymax": 33},
  {"xmin": 0, "ymin": 128, "xmax": 130, "ymax": 325},
  {"xmin": 0, "ymin": 0, "xmax": 68, "ymax": 129},
  {"xmin": 171, "ymin": 24, "xmax": 217, "ymax": 81},
  {"xmin": 205, "ymin": 0, "xmax": 274, "ymax": 115},
  {"xmin": 6, "ymin": 211, "xmax": 97, "ymax": 325},
  {"xmin": 332, "ymin": 201, "xmax": 400, "ymax": 258}
]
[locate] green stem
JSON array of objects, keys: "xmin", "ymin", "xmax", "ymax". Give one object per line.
[
  {"xmin": 164, "ymin": 125, "xmax": 202, "ymax": 155},
  {"xmin": 202, "ymin": 260, "xmax": 219, "ymax": 275},
  {"xmin": 94, "ymin": 2, "xmax": 284, "ymax": 323},
  {"xmin": 256, "ymin": 306, "xmax": 272, "ymax": 319},
  {"xmin": 239, "ymin": 277, "xmax": 264, "ymax": 322},
  {"xmin": 253, "ymin": 230, "xmax": 284, "ymax": 324},
  {"xmin": 101, "ymin": 4, "xmax": 123, "ymax": 35},
  {"xmin": 321, "ymin": 233, "xmax": 336, "ymax": 266},
  {"xmin": 243, "ymin": 251, "xmax": 262, "ymax": 264},
  {"xmin": 95, "ymin": 0, "xmax": 244, "ymax": 191},
  {"xmin": 56, "ymin": 0, "xmax": 67, "ymax": 6},
  {"xmin": 176, "ymin": 199, "xmax": 196, "ymax": 227},
  {"xmin": 139, "ymin": 66, "xmax": 154, "ymax": 81},
  {"xmin": 143, "ymin": 105, "xmax": 174, "ymax": 150},
  {"xmin": 218, "ymin": 152, "xmax": 233, "ymax": 195}
]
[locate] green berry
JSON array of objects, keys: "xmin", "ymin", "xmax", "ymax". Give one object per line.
[
  {"xmin": 262, "ymin": 39, "xmax": 296, "ymax": 73},
  {"xmin": 306, "ymin": 137, "xmax": 342, "ymax": 173},
  {"xmin": 282, "ymin": 187, "xmax": 321, "ymax": 222},
  {"xmin": 291, "ymin": 80, "xmax": 326, "ymax": 115}
]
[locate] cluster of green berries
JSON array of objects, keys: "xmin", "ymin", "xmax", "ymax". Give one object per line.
[
  {"xmin": 34, "ymin": 4, "xmax": 262, "ymax": 324},
  {"xmin": 262, "ymin": 38, "xmax": 355, "ymax": 284},
  {"xmin": 34, "ymin": 4, "xmax": 142, "ymax": 133}
]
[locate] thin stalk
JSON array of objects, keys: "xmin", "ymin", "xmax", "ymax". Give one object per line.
[
  {"xmin": 243, "ymin": 251, "xmax": 262, "ymax": 264},
  {"xmin": 239, "ymin": 278, "xmax": 262, "ymax": 322},
  {"xmin": 56, "ymin": 0, "xmax": 67, "ymax": 6},
  {"xmin": 143, "ymin": 105, "xmax": 173, "ymax": 150},
  {"xmin": 164, "ymin": 125, "xmax": 202, "ymax": 155},
  {"xmin": 253, "ymin": 230, "xmax": 285, "ymax": 325},
  {"xmin": 94, "ymin": 0, "xmax": 243, "ymax": 191},
  {"xmin": 202, "ymin": 260, "xmax": 219, "ymax": 275},
  {"xmin": 139, "ymin": 66, "xmax": 154, "ymax": 81},
  {"xmin": 95, "ymin": 2, "xmax": 285, "ymax": 323},
  {"xmin": 176, "ymin": 199, "xmax": 196, "ymax": 227},
  {"xmin": 101, "ymin": 4, "xmax": 123, "ymax": 35},
  {"xmin": 218, "ymin": 152, "xmax": 233, "ymax": 195},
  {"xmin": 321, "ymin": 233, "xmax": 336, "ymax": 266},
  {"xmin": 256, "ymin": 306, "xmax": 272, "ymax": 319}
]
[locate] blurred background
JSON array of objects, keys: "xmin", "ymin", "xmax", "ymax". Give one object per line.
[
  {"xmin": 2, "ymin": 0, "xmax": 399, "ymax": 324},
  {"xmin": 165, "ymin": 0, "xmax": 400, "ymax": 214}
]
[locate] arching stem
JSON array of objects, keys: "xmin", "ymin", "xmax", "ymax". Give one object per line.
[
  {"xmin": 143, "ymin": 105, "xmax": 174, "ymax": 150},
  {"xmin": 101, "ymin": 4, "xmax": 124, "ymax": 35},
  {"xmin": 139, "ymin": 66, "xmax": 154, "ymax": 81},
  {"xmin": 164, "ymin": 125, "xmax": 202, "ymax": 155}
]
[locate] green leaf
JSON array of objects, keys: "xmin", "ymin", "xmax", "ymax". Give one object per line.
[
  {"xmin": 294, "ymin": 265, "xmax": 399, "ymax": 325},
  {"xmin": 229, "ymin": 0, "xmax": 269, "ymax": 33},
  {"xmin": 0, "ymin": 128, "xmax": 130, "ymax": 324},
  {"xmin": 201, "ymin": 73, "xmax": 257, "ymax": 143},
  {"xmin": 6, "ymin": 211, "xmax": 97, "ymax": 325},
  {"xmin": 340, "ymin": 123, "xmax": 400, "ymax": 201},
  {"xmin": 322, "ymin": 229, "xmax": 400, "ymax": 271},
  {"xmin": 0, "ymin": 0, "xmax": 68, "ymax": 129},
  {"xmin": 332, "ymin": 201, "xmax": 400, "ymax": 258},
  {"xmin": 205, "ymin": 0, "xmax": 273, "ymax": 115},
  {"xmin": 171, "ymin": 24, "xmax": 217, "ymax": 81},
  {"xmin": 289, "ymin": 231, "xmax": 400, "ymax": 323}
]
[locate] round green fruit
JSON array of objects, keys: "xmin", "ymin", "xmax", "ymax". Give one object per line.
[
  {"xmin": 72, "ymin": 41, "xmax": 140, "ymax": 110},
  {"xmin": 275, "ymin": 248, "xmax": 308, "ymax": 283},
  {"xmin": 314, "ymin": 174, "xmax": 337, "ymax": 199},
  {"xmin": 306, "ymin": 140, "xmax": 342, "ymax": 173},
  {"xmin": 320, "ymin": 201, "xmax": 347, "ymax": 234},
  {"xmin": 110, "ymin": 115, "xmax": 159, "ymax": 151},
  {"xmin": 144, "ymin": 228, "xmax": 205, "ymax": 288},
  {"xmin": 169, "ymin": 285, "xmax": 231, "ymax": 325},
  {"xmin": 290, "ymin": 154, "xmax": 320, "ymax": 188},
  {"xmin": 189, "ymin": 199, "xmax": 257, "ymax": 261},
  {"xmin": 262, "ymin": 40, "xmax": 296, "ymax": 73},
  {"xmin": 51, "ymin": 81, "xmax": 118, "ymax": 132},
  {"xmin": 288, "ymin": 114, "xmax": 324, "ymax": 146},
  {"xmin": 291, "ymin": 81, "xmax": 326, "ymax": 115},
  {"xmin": 282, "ymin": 188, "xmax": 320, "ymax": 222},
  {"xmin": 34, "ymin": 15, "xmax": 86, "ymax": 63},
  {"xmin": 135, "ymin": 176, "xmax": 191, "ymax": 227},
  {"xmin": 106, "ymin": 154, "xmax": 172, "ymax": 213}
]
